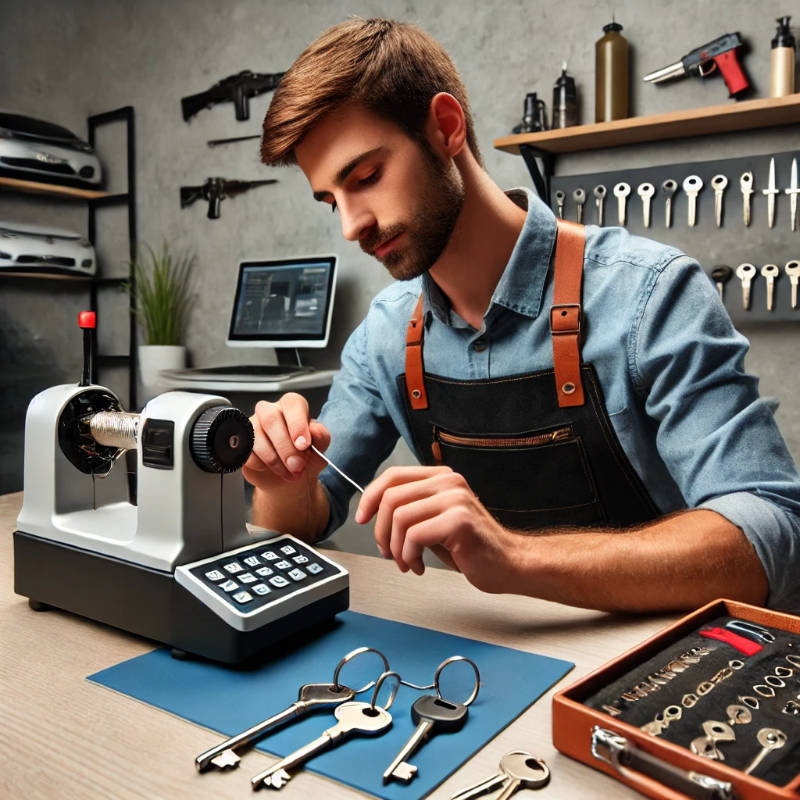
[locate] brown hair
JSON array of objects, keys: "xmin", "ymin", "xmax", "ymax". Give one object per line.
[{"xmin": 260, "ymin": 18, "xmax": 481, "ymax": 166}]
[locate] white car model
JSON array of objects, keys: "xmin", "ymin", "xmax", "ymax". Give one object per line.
[
  {"xmin": 0, "ymin": 220, "xmax": 96, "ymax": 275},
  {"xmin": 0, "ymin": 112, "xmax": 102, "ymax": 187}
]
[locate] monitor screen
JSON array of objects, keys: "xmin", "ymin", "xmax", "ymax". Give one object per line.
[{"xmin": 227, "ymin": 254, "xmax": 337, "ymax": 349}]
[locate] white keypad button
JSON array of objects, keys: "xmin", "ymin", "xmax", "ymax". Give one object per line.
[
  {"xmin": 262, "ymin": 551, "xmax": 279, "ymax": 561},
  {"xmin": 256, "ymin": 566, "xmax": 274, "ymax": 577},
  {"xmin": 252, "ymin": 583, "xmax": 271, "ymax": 596},
  {"xmin": 275, "ymin": 560, "xmax": 292, "ymax": 570},
  {"xmin": 288, "ymin": 568, "xmax": 307, "ymax": 582},
  {"xmin": 204, "ymin": 569, "xmax": 225, "ymax": 582},
  {"xmin": 223, "ymin": 562, "xmax": 243, "ymax": 574},
  {"xmin": 269, "ymin": 575, "xmax": 290, "ymax": 588},
  {"xmin": 292, "ymin": 554, "xmax": 309, "ymax": 564},
  {"xmin": 220, "ymin": 579, "xmax": 239, "ymax": 593},
  {"xmin": 243, "ymin": 555, "xmax": 261, "ymax": 567},
  {"xmin": 280, "ymin": 544, "xmax": 296, "ymax": 555},
  {"xmin": 307, "ymin": 563, "xmax": 323, "ymax": 575},
  {"xmin": 238, "ymin": 572, "xmax": 257, "ymax": 584},
  {"xmin": 232, "ymin": 590, "xmax": 253, "ymax": 604}
]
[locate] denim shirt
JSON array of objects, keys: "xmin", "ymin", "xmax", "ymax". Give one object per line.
[{"xmin": 318, "ymin": 188, "xmax": 800, "ymax": 611}]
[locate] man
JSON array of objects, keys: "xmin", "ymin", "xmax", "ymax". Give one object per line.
[{"xmin": 245, "ymin": 18, "xmax": 800, "ymax": 613}]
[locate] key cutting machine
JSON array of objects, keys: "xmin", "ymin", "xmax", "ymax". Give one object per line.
[{"xmin": 14, "ymin": 312, "xmax": 349, "ymax": 663}]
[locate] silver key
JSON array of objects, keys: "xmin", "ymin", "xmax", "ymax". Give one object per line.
[
  {"xmin": 710, "ymin": 265, "xmax": 733, "ymax": 302},
  {"xmin": 637, "ymin": 182, "xmax": 655, "ymax": 228},
  {"xmin": 711, "ymin": 174, "xmax": 728, "ymax": 227},
  {"xmin": 451, "ymin": 751, "xmax": 550, "ymax": 800},
  {"xmin": 554, "ymin": 189, "xmax": 565, "ymax": 219},
  {"xmin": 761, "ymin": 264, "xmax": 780, "ymax": 311},
  {"xmin": 249, "ymin": 701, "xmax": 392, "ymax": 789},
  {"xmin": 383, "ymin": 694, "xmax": 468, "ymax": 784},
  {"xmin": 572, "ymin": 187, "xmax": 585, "ymax": 223},
  {"xmin": 195, "ymin": 682, "xmax": 355, "ymax": 771},
  {"xmin": 662, "ymin": 179, "xmax": 677, "ymax": 228},
  {"xmin": 736, "ymin": 263, "xmax": 757, "ymax": 310},
  {"xmin": 785, "ymin": 260, "xmax": 800, "ymax": 309},
  {"xmin": 593, "ymin": 184, "xmax": 607, "ymax": 225},
  {"xmin": 613, "ymin": 182, "xmax": 631, "ymax": 226},
  {"xmin": 740, "ymin": 171, "xmax": 754, "ymax": 227},
  {"xmin": 743, "ymin": 727, "xmax": 786, "ymax": 775},
  {"xmin": 683, "ymin": 175, "xmax": 703, "ymax": 227}
]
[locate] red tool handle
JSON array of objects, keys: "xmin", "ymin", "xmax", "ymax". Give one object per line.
[
  {"xmin": 699, "ymin": 626, "xmax": 762, "ymax": 655},
  {"xmin": 714, "ymin": 50, "xmax": 749, "ymax": 97}
]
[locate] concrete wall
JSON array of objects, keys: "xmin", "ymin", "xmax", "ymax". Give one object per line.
[{"xmin": 1, "ymin": 1, "xmax": 798, "ymax": 536}]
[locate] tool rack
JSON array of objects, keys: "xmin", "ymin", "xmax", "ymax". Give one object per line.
[{"xmin": 494, "ymin": 95, "xmax": 800, "ymax": 324}]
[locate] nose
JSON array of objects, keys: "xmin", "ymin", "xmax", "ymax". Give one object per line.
[{"xmin": 338, "ymin": 196, "xmax": 376, "ymax": 242}]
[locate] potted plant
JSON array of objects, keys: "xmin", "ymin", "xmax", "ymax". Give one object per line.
[{"xmin": 128, "ymin": 241, "xmax": 195, "ymax": 403}]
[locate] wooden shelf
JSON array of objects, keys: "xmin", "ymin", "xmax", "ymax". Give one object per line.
[
  {"xmin": 494, "ymin": 94, "xmax": 800, "ymax": 156},
  {"xmin": 0, "ymin": 175, "xmax": 112, "ymax": 200}
]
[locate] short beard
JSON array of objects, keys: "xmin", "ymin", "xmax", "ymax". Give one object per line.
[{"xmin": 361, "ymin": 141, "xmax": 464, "ymax": 281}]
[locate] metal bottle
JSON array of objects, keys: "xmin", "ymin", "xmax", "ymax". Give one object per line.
[
  {"xmin": 595, "ymin": 21, "xmax": 629, "ymax": 122},
  {"xmin": 552, "ymin": 62, "xmax": 578, "ymax": 128},
  {"xmin": 770, "ymin": 16, "xmax": 796, "ymax": 97}
]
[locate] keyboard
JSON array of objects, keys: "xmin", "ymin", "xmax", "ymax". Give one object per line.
[{"xmin": 164, "ymin": 364, "xmax": 313, "ymax": 382}]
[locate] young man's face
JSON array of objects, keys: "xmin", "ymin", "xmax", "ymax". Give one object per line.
[{"xmin": 295, "ymin": 104, "xmax": 463, "ymax": 280}]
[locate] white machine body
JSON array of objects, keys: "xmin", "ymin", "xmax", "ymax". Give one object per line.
[{"xmin": 17, "ymin": 385, "xmax": 253, "ymax": 571}]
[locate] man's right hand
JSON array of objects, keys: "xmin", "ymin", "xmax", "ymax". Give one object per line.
[
  {"xmin": 243, "ymin": 393, "xmax": 331, "ymax": 488},
  {"xmin": 243, "ymin": 393, "xmax": 332, "ymax": 538}
]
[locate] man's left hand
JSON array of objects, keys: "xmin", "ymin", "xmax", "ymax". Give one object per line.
[{"xmin": 355, "ymin": 465, "xmax": 518, "ymax": 592}]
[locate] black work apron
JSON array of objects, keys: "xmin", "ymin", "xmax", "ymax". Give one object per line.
[{"xmin": 398, "ymin": 220, "xmax": 659, "ymax": 530}]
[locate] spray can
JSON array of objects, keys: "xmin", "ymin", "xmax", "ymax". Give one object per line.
[
  {"xmin": 770, "ymin": 16, "xmax": 796, "ymax": 97},
  {"xmin": 595, "ymin": 21, "xmax": 629, "ymax": 122},
  {"xmin": 552, "ymin": 63, "xmax": 578, "ymax": 128}
]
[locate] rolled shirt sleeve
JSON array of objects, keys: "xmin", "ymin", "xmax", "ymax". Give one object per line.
[{"xmin": 632, "ymin": 254, "xmax": 800, "ymax": 610}]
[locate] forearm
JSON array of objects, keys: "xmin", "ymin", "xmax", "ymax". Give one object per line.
[
  {"xmin": 506, "ymin": 509, "xmax": 768, "ymax": 612},
  {"xmin": 251, "ymin": 479, "xmax": 331, "ymax": 543}
]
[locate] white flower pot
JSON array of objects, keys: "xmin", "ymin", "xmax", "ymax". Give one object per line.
[{"xmin": 138, "ymin": 344, "xmax": 186, "ymax": 406}]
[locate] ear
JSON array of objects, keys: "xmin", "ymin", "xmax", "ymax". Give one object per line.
[{"xmin": 426, "ymin": 92, "xmax": 467, "ymax": 159}]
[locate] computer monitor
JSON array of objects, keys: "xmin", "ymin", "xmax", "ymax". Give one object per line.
[{"xmin": 226, "ymin": 254, "xmax": 337, "ymax": 351}]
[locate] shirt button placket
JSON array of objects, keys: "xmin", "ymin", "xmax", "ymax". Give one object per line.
[{"xmin": 470, "ymin": 337, "xmax": 489, "ymax": 378}]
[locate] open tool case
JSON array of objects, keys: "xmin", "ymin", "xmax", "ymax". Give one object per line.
[{"xmin": 552, "ymin": 600, "xmax": 800, "ymax": 800}]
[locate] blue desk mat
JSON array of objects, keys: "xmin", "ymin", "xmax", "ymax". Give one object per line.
[{"xmin": 88, "ymin": 610, "xmax": 572, "ymax": 799}]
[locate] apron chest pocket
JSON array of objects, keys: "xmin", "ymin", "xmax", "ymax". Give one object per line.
[{"xmin": 431, "ymin": 424, "xmax": 599, "ymax": 514}]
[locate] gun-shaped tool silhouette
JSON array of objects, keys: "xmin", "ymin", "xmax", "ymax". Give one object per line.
[
  {"xmin": 180, "ymin": 177, "xmax": 278, "ymax": 219},
  {"xmin": 182, "ymin": 70, "xmax": 285, "ymax": 121}
]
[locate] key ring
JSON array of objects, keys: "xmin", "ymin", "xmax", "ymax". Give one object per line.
[
  {"xmin": 434, "ymin": 655, "xmax": 481, "ymax": 707},
  {"xmin": 332, "ymin": 646, "xmax": 390, "ymax": 694},
  {"xmin": 369, "ymin": 670, "xmax": 401, "ymax": 711}
]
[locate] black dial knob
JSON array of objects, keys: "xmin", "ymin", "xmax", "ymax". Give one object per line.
[{"xmin": 190, "ymin": 406, "xmax": 254, "ymax": 473}]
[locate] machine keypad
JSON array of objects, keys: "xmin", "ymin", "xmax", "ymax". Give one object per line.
[{"xmin": 187, "ymin": 536, "xmax": 339, "ymax": 611}]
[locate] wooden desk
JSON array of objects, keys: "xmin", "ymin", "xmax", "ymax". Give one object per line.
[{"xmin": 1, "ymin": 492, "xmax": 676, "ymax": 798}]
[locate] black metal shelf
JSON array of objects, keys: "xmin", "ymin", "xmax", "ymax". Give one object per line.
[{"xmin": 0, "ymin": 106, "xmax": 138, "ymax": 406}]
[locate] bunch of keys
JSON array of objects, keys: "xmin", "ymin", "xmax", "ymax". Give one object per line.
[
  {"xmin": 450, "ymin": 751, "xmax": 551, "ymax": 799},
  {"xmin": 382, "ymin": 655, "xmax": 481, "ymax": 785},
  {"xmin": 194, "ymin": 646, "xmax": 389, "ymax": 772},
  {"xmin": 250, "ymin": 669, "xmax": 401, "ymax": 789}
]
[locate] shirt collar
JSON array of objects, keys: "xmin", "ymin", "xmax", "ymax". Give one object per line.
[
  {"xmin": 422, "ymin": 187, "xmax": 556, "ymax": 326},
  {"xmin": 490, "ymin": 187, "xmax": 556, "ymax": 319}
]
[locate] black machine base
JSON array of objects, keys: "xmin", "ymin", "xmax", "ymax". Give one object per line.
[{"xmin": 13, "ymin": 530, "xmax": 349, "ymax": 664}]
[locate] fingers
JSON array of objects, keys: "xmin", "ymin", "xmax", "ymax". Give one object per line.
[
  {"xmin": 358, "ymin": 467, "xmax": 468, "ymax": 574},
  {"xmin": 246, "ymin": 393, "xmax": 329, "ymax": 485}
]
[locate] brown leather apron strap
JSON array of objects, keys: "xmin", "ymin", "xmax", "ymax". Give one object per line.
[
  {"xmin": 550, "ymin": 219, "xmax": 586, "ymax": 407},
  {"xmin": 405, "ymin": 294, "xmax": 428, "ymax": 409}
]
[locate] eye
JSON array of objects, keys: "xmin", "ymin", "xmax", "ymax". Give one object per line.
[{"xmin": 359, "ymin": 169, "xmax": 380, "ymax": 187}]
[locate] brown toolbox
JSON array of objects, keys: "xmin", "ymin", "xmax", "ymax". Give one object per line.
[{"xmin": 552, "ymin": 599, "xmax": 800, "ymax": 799}]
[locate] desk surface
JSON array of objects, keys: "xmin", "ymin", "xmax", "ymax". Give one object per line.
[{"xmin": 1, "ymin": 492, "xmax": 677, "ymax": 799}]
